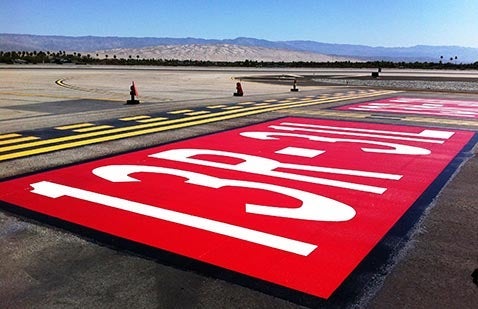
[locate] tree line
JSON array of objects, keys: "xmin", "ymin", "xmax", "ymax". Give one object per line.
[{"xmin": 1, "ymin": 50, "xmax": 478, "ymax": 70}]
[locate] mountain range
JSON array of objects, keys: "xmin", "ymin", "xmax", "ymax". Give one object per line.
[{"xmin": 1, "ymin": 33, "xmax": 477, "ymax": 63}]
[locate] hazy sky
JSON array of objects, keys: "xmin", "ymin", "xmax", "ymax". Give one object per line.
[{"xmin": 1, "ymin": 0, "xmax": 477, "ymax": 47}]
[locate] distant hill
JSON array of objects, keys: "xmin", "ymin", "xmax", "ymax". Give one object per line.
[
  {"xmin": 1, "ymin": 33, "xmax": 477, "ymax": 63},
  {"xmin": 94, "ymin": 44, "xmax": 357, "ymax": 62}
]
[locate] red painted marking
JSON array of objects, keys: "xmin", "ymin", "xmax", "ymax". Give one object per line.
[
  {"xmin": 132, "ymin": 81, "xmax": 138, "ymax": 96},
  {"xmin": 336, "ymin": 97, "xmax": 478, "ymax": 118},
  {"xmin": 0, "ymin": 118, "xmax": 473, "ymax": 299}
]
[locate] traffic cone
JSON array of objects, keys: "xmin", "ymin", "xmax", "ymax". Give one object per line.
[
  {"xmin": 126, "ymin": 81, "xmax": 140, "ymax": 104},
  {"xmin": 290, "ymin": 79, "xmax": 299, "ymax": 92},
  {"xmin": 233, "ymin": 82, "xmax": 244, "ymax": 96}
]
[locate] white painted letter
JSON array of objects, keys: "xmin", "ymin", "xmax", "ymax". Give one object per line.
[
  {"xmin": 92, "ymin": 165, "xmax": 356, "ymax": 222},
  {"xmin": 30, "ymin": 180, "xmax": 318, "ymax": 256},
  {"xmin": 150, "ymin": 149, "xmax": 401, "ymax": 194}
]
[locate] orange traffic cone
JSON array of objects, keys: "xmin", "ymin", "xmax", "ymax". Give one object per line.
[
  {"xmin": 126, "ymin": 81, "xmax": 140, "ymax": 104},
  {"xmin": 233, "ymin": 82, "xmax": 244, "ymax": 96}
]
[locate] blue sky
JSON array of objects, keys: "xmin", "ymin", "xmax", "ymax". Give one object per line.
[{"xmin": 1, "ymin": 0, "xmax": 477, "ymax": 47}]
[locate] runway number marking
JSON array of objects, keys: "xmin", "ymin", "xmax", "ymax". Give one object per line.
[
  {"xmin": 336, "ymin": 96, "xmax": 478, "ymax": 119},
  {"xmin": 0, "ymin": 117, "xmax": 473, "ymax": 299}
]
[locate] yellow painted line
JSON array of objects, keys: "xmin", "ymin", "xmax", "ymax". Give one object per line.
[
  {"xmin": 54, "ymin": 79, "xmax": 126, "ymax": 102},
  {"xmin": 0, "ymin": 136, "xmax": 39, "ymax": 146},
  {"xmin": 55, "ymin": 79, "xmax": 90, "ymax": 92},
  {"xmin": 351, "ymin": 114, "xmax": 373, "ymax": 118},
  {"xmin": 264, "ymin": 99, "xmax": 278, "ymax": 102},
  {"xmin": 137, "ymin": 117, "xmax": 169, "ymax": 123},
  {"xmin": 295, "ymin": 98, "xmax": 317, "ymax": 102},
  {"xmin": 418, "ymin": 119, "xmax": 443, "ymax": 123},
  {"xmin": 298, "ymin": 110, "xmax": 478, "ymax": 124},
  {"xmin": 0, "ymin": 90, "xmax": 398, "ymax": 161},
  {"xmin": 336, "ymin": 111, "xmax": 365, "ymax": 117},
  {"xmin": 404, "ymin": 117, "xmax": 478, "ymax": 126},
  {"xmin": 238, "ymin": 101, "xmax": 255, "ymax": 105},
  {"xmin": 207, "ymin": 105, "xmax": 228, "ymax": 109},
  {"xmin": 73, "ymin": 125, "xmax": 114, "ymax": 133},
  {"xmin": 56, "ymin": 123, "xmax": 95, "ymax": 130},
  {"xmin": 407, "ymin": 117, "xmax": 443, "ymax": 123},
  {"xmin": 0, "ymin": 133, "xmax": 22, "ymax": 140},
  {"xmin": 120, "ymin": 115, "xmax": 151, "ymax": 121},
  {"xmin": 2, "ymin": 89, "xmax": 397, "ymax": 155},
  {"xmin": 168, "ymin": 109, "xmax": 194, "ymax": 114},
  {"xmin": 253, "ymin": 103, "xmax": 270, "ymax": 106},
  {"xmin": 185, "ymin": 111, "xmax": 210, "ymax": 116},
  {"xmin": 406, "ymin": 117, "xmax": 432, "ymax": 121},
  {"xmin": 277, "ymin": 109, "xmax": 370, "ymax": 119},
  {"xmin": 451, "ymin": 121, "xmax": 478, "ymax": 126},
  {"xmin": 222, "ymin": 106, "xmax": 243, "ymax": 110}
]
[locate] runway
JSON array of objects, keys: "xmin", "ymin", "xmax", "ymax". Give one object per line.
[{"xmin": 0, "ymin": 65, "xmax": 477, "ymax": 308}]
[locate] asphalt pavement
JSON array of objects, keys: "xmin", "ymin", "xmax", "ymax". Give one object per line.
[{"xmin": 0, "ymin": 66, "xmax": 477, "ymax": 308}]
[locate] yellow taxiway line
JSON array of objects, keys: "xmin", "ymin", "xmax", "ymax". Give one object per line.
[{"xmin": 0, "ymin": 90, "xmax": 397, "ymax": 161}]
